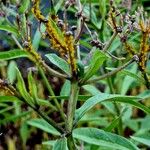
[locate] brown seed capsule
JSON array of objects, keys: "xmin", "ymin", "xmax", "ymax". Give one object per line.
[
  {"xmin": 23, "ymin": 41, "xmax": 29, "ymax": 47},
  {"xmin": 116, "ymin": 26, "xmax": 123, "ymax": 33},
  {"xmin": 71, "ymin": 25, "xmax": 77, "ymax": 31},
  {"xmin": 65, "ymin": 31, "xmax": 73, "ymax": 36}
]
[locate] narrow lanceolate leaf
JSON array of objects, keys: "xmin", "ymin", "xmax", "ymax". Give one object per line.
[
  {"xmin": 106, "ymin": 67, "xmax": 145, "ymax": 84},
  {"xmin": 60, "ymin": 80, "xmax": 71, "ymax": 96},
  {"xmin": 27, "ymin": 118, "xmax": 60, "ymax": 136},
  {"xmin": 0, "ymin": 25, "xmax": 19, "ymax": 35},
  {"xmin": 16, "ymin": 68, "xmax": 34, "ymax": 106},
  {"xmin": 74, "ymin": 93, "xmax": 149, "ymax": 124},
  {"xmin": 0, "ymin": 50, "xmax": 28, "ymax": 61},
  {"xmin": 7, "ymin": 61, "xmax": 17, "ymax": 84},
  {"xmin": 28, "ymin": 71, "xmax": 38, "ymax": 100},
  {"xmin": 131, "ymin": 135, "xmax": 150, "ymax": 147},
  {"xmin": 42, "ymin": 140, "xmax": 56, "ymax": 146},
  {"xmin": 20, "ymin": 122, "xmax": 29, "ymax": 146},
  {"xmin": 18, "ymin": 0, "xmax": 30, "ymax": 14},
  {"xmin": 55, "ymin": 0, "xmax": 64, "ymax": 13},
  {"xmin": 104, "ymin": 116, "xmax": 122, "ymax": 132},
  {"xmin": 73, "ymin": 128, "xmax": 139, "ymax": 150},
  {"xmin": 0, "ymin": 111, "xmax": 31, "ymax": 124},
  {"xmin": 82, "ymin": 50, "xmax": 107, "ymax": 82},
  {"xmin": 52, "ymin": 138, "xmax": 68, "ymax": 150},
  {"xmin": 99, "ymin": 0, "xmax": 106, "ymax": 19},
  {"xmin": 0, "ymin": 96, "xmax": 20, "ymax": 102},
  {"xmin": 46, "ymin": 54, "xmax": 70, "ymax": 75},
  {"xmin": 104, "ymin": 108, "xmax": 127, "ymax": 132},
  {"xmin": 32, "ymin": 24, "xmax": 46, "ymax": 50}
]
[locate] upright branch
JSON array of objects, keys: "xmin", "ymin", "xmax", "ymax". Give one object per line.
[
  {"xmin": 84, "ymin": 55, "xmax": 139, "ymax": 85},
  {"xmin": 32, "ymin": 0, "xmax": 77, "ymax": 77}
]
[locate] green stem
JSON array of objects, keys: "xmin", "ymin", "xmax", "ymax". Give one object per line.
[
  {"xmin": 107, "ymin": 75, "xmax": 123, "ymax": 135},
  {"xmin": 66, "ymin": 81, "xmax": 79, "ymax": 132},
  {"xmin": 39, "ymin": 68, "xmax": 66, "ymax": 121},
  {"xmin": 141, "ymin": 70, "xmax": 150, "ymax": 89},
  {"xmin": 67, "ymin": 135, "xmax": 76, "ymax": 150},
  {"xmin": 40, "ymin": 61, "xmax": 69, "ymax": 79},
  {"xmin": 84, "ymin": 56, "xmax": 137, "ymax": 85},
  {"xmin": 114, "ymin": 103, "xmax": 123, "ymax": 135},
  {"xmin": 66, "ymin": 81, "xmax": 79, "ymax": 149},
  {"xmin": 103, "ymin": 32, "xmax": 117, "ymax": 52}
]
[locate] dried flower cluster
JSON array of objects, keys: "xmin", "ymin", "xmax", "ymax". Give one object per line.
[{"xmin": 32, "ymin": 0, "xmax": 77, "ymax": 75}]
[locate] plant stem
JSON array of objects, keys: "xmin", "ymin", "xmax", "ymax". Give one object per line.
[
  {"xmin": 66, "ymin": 81, "xmax": 79, "ymax": 149},
  {"xmin": 114, "ymin": 102, "xmax": 123, "ymax": 135},
  {"xmin": 106, "ymin": 73, "xmax": 123, "ymax": 135},
  {"xmin": 103, "ymin": 32, "xmax": 117, "ymax": 52},
  {"xmin": 11, "ymin": 34, "xmax": 23, "ymax": 50},
  {"xmin": 39, "ymin": 67, "xmax": 66, "ymax": 121},
  {"xmin": 84, "ymin": 56, "xmax": 137, "ymax": 85},
  {"xmin": 66, "ymin": 81, "xmax": 79, "ymax": 132},
  {"xmin": 67, "ymin": 135, "xmax": 76, "ymax": 150},
  {"xmin": 141, "ymin": 70, "xmax": 150, "ymax": 89},
  {"xmin": 40, "ymin": 60, "xmax": 69, "ymax": 79}
]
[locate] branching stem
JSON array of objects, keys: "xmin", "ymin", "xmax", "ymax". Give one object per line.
[
  {"xmin": 103, "ymin": 32, "xmax": 117, "ymax": 52},
  {"xmin": 83, "ymin": 55, "xmax": 138, "ymax": 85}
]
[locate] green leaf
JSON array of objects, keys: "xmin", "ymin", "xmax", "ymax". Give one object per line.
[
  {"xmin": 46, "ymin": 54, "xmax": 70, "ymax": 75},
  {"xmin": 16, "ymin": 67, "xmax": 34, "ymax": 106},
  {"xmin": 131, "ymin": 135, "xmax": 150, "ymax": 147},
  {"xmin": 53, "ymin": 138, "xmax": 68, "ymax": 150},
  {"xmin": 73, "ymin": 128, "xmax": 139, "ymax": 150},
  {"xmin": 83, "ymin": 85, "xmax": 116, "ymax": 114},
  {"xmin": 83, "ymin": 5, "xmax": 101, "ymax": 29},
  {"xmin": 18, "ymin": 0, "xmax": 30, "ymax": 13},
  {"xmin": 54, "ymin": 0, "xmax": 64, "ymax": 13},
  {"xmin": 121, "ymin": 64, "xmax": 138, "ymax": 95},
  {"xmin": 7, "ymin": 61, "xmax": 17, "ymax": 84},
  {"xmin": 83, "ymin": 85, "xmax": 100, "ymax": 95},
  {"xmin": 137, "ymin": 116, "xmax": 150, "ymax": 134},
  {"xmin": 32, "ymin": 24, "xmax": 46, "ymax": 51},
  {"xmin": 20, "ymin": 122, "xmax": 29, "ymax": 146},
  {"xmin": 104, "ymin": 116, "xmax": 121, "ymax": 132},
  {"xmin": 79, "ymin": 115, "xmax": 108, "ymax": 127},
  {"xmin": 77, "ymin": 60, "xmax": 85, "ymax": 78},
  {"xmin": 60, "ymin": 80, "xmax": 71, "ymax": 96},
  {"xmin": 75, "ymin": 93, "xmax": 149, "ymax": 123},
  {"xmin": 106, "ymin": 66, "xmax": 145, "ymax": 84},
  {"xmin": 37, "ymin": 99, "xmax": 57, "ymax": 110},
  {"xmin": 0, "ymin": 96, "xmax": 20, "ymax": 102},
  {"xmin": 138, "ymin": 90, "xmax": 150, "ymax": 99},
  {"xmin": 42, "ymin": 140, "xmax": 56, "ymax": 146},
  {"xmin": 82, "ymin": 50, "xmax": 107, "ymax": 82},
  {"xmin": 0, "ymin": 106, "xmax": 14, "ymax": 114},
  {"xmin": 0, "ymin": 49, "xmax": 28, "ymax": 61},
  {"xmin": 99, "ymin": 0, "xmax": 106, "ymax": 19},
  {"xmin": 49, "ymin": 95, "xmax": 91, "ymax": 101},
  {"xmin": 105, "ymin": 108, "xmax": 127, "ymax": 132},
  {"xmin": 121, "ymin": 69, "xmax": 145, "ymax": 84},
  {"xmin": 0, "ymin": 25, "xmax": 19, "ymax": 35},
  {"xmin": 0, "ymin": 111, "xmax": 31, "ymax": 124},
  {"xmin": 28, "ymin": 71, "xmax": 38, "ymax": 100},
  {"xmin": 27, "ymin": 118, "xmax": 60, "ymax": 136}
]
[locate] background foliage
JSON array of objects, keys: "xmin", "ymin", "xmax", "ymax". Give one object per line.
[{"xmin": 0, "ymin": 0, "xmax": 150, "ymax": 150}]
